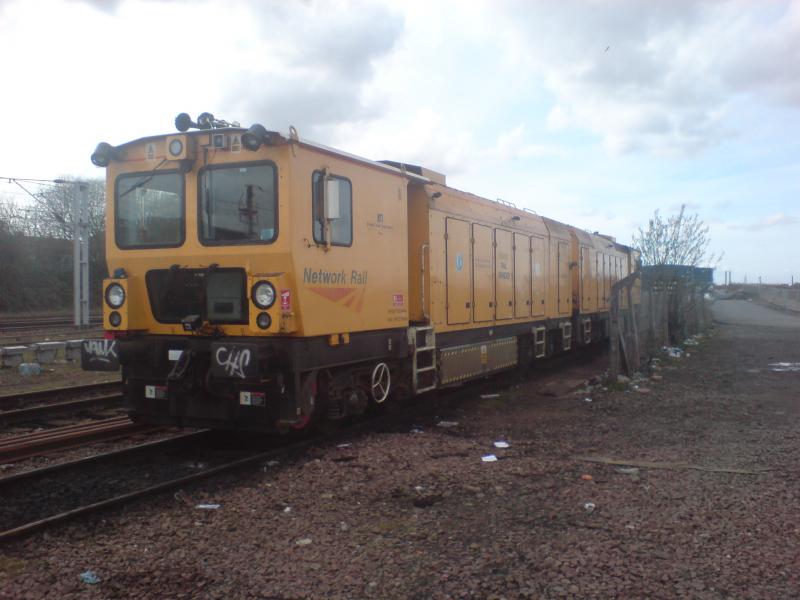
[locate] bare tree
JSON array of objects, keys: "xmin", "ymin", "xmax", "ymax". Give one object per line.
[
  {"xmin": 0, "ymin": 179, "xmax": 105, "ymax": 238},
  {"xmin": 632, "ymin": 205, "xmax": 722, "ymax": 266},
  {"xmin": 0, "ymin": 178, "xmax": 108, "ymax": 312},
  {"xmin": 31, "ymin": 177, "xmax": 106, "ymax": 239}
]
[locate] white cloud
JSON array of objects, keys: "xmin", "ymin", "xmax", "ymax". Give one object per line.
[
  {"xmin": 489, "ymin": 124, "xmax": 567, "ymax": 161},
  {"xmin": 499, "ymin": 0, "xmax": 800, "ymax": 157},
  {"xmin": 730, "ymin": 212, "xmax": 798, "ymax": 231}
]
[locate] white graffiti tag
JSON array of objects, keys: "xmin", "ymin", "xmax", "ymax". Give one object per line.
[
  {"xmin": 215, "ymin": 346, "xmax": 252, "ymax": 379},
  {"xmin": 83, "ymin": 340, "xmax": 118, "ymax": 363}
]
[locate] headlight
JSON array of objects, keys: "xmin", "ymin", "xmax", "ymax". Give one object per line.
[
  {"xmin": 256, "ymin": 312, "xmax": 272, "ymax": 329},
  {"xmin": 105, "ymin": 283, "xmax": 126, "ymax": 308},
  {"xmin": 251, "ymin": 281, "xmax": 276, "ymax": 309}
]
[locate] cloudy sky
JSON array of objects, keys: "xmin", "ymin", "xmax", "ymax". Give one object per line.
[{"xmin": 1, "ymin": 0, "xmax": 798, "ymax": 283}]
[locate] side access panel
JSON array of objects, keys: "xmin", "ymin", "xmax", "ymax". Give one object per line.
[
  {"xmin": 514, "ymin": 233, "xmax": 531, "ymax": 318},
  {"xmin": 580, "ymin": 246, "xmax": 592, "ymax": 312},
  {"xmin": 557, "ymin": 241, "xmax": 570, "ymax": 315},
  {"xmin": 439, "ymin": 337, "xmax": 518, "ymax": 385},
  {"xmin": 495, "ymin": 229, "xmax": 513, "ymax": 320},
  {"xmin": 531, "ymin": 235, "xmax": 546, "ymax": 317},
  {"xmin": 472, "ymin": 224, "xmax": 494, "ymax": 322},
  {"xmin": 445, "ymin": 218, "xmax": 471, "ymax": 325}
]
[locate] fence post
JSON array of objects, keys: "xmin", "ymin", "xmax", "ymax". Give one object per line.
[
  {"xmin": 627, "ymin": 282, "xmax": 640, "ymax": 372},
  {"xmin": 609, "ymin": 289, "xmax": 620, "ymax": 379}
]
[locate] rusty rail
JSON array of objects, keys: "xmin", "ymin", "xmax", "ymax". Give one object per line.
[{"xmin": 0, "ymin": 416, "xmax": 154, "ymax": 462}]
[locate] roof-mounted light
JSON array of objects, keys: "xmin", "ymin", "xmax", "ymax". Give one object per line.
[
  {"xmin": 90, "ymin": 142, "xmax": 121, "ymax": 167},
  {"xmin": 242, "ymin": 124, "xmax": 270, "ymax": 151}
]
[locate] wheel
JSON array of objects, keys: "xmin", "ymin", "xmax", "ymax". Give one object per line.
[{"xmin": 370, "ymin": 362, "xmax": 391, "ymax": 403}]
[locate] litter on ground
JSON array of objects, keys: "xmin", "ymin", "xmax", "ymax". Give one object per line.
[
  {"xmin": 79, "ymin": 571, "xmax": 101, "ymax": 585},
  {"xmin": 437, "ymin": 420, "xmax": 459, "ymax": 428},
  {"xmin": 663, "ymin": 346, "xmax": 684, "ymax": 358},
  {"xmin": 769, "ymin": 362, "xmax": 800, "ymax": 372},
  {"xmin": 493, "ymin": 441, "xmax": 510, "ymax": 449},
  {"xmin": 481, "ymin": 454, "xmax": 498, "ymax": 462},
  {"xmin": 480, "ymin": 393, "xmax": 500, "ymax": 399},
  {"xmin": 195, "ymin": 504, "xmax": 220, "ymax": 510}
]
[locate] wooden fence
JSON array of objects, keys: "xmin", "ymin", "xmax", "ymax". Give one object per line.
[{"xmin": 609, "ymin": 272, "xmax": 709, "ymax": 378}]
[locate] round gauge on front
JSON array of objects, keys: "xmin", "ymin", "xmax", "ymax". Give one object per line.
[{"xmin": 168, "ymin": 138, "xmax": 184, "ymax": 156}]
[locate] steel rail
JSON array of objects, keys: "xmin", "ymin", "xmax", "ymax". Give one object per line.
[
  {"xmin": 0, "ymin": 416, "xmax": 155, "ymax": 462},
  {"xmin": 0, "ymin": 381, "xmax": 121, "ymax": 410},
  {"xmin": 0, "ymin": 345, "xmax": 609, "ymax": 543},
  {"xmin": 0, "ymin": 394, "xmax": 123, "ymax": 425},
  {"xmin": 0, "ymin": 414, "xmax": 407, "ymax": 543}
]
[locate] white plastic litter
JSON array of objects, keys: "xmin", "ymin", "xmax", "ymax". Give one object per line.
[
  {"xmin": 410, "ymin": 427, "xmax": 424, "ymax": 434},
  {"xmin": 769, "ymin": 362, "xmax": 800, "ymax": 372},
  {"xmin": 437, "ymin": 420, "xmax": 459, "ymax": 428},
  {"xmin": 663, "ymin": 346, "xmax": 684, "ymax": 358},
  {"xmin": 195, "ymin": 504, "xmax": 220, "ymax": 510},
  {"xmin": 493, "ymin": 441, "xmax": 510, "ymax": 449},
  {"xmin": 296, "ymin": 538, "xmax": 313, "ymax": 546},
  {"xmin": 336, "ymin": 443, "xmax": 352, "ymax": 448},
  {"xmin": 616, "ymin": 467, "xmax": 640, "ymax": 475},
  {"xmin": 265, "ymin": 460, "xmax": 280, "ymax": 467},
  {"xmin": 480, "ymin": 393, "xmax": 500, "ymax": 399},
  {"xmin": 283, "ymin": 506, "xmax": 292, "ymax": 513},
  {"xmin": 583, "ymin": 502, "xmax": 596, "ymax": 513},
  {"xmin": 481, "ymin": 454, "xmax": 498, "ymax": 462},
  {"xmin": 584, "ymin": 397, "xmax": 593, "ymax": 403},
  {"xmin": 79, "ymin": 570, "xmax": 101, "ymax": 585}
]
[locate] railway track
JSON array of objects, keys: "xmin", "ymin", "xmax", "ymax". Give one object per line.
[
  {"xmin": 0, "ymin": 345, "xmax": 608, "ymax": 543},
  {"xmin": 0, "ymin": 389, "xmax": 459, "ymax": 543},
  {"xmin": 0, "ymin": 381, "xmax": 123, "ymax": 426},
  {"xmin": 0, "ymin": 315, "xmax": 102, "ymax": 333},
  {"xmin": 0, "ymin": 416, "xmax": 156, "ymax": 462}
]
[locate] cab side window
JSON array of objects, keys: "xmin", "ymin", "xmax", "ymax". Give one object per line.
[{"xmin": 312, "ymin": 171, "xmax": 353, "ymax": 246}]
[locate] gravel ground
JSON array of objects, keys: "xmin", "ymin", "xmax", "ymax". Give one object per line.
[
  {"xmin": 1, "ymin": 301, "xmax": 799, "ymax": 599},
  {"xmin": 0, "ymin": 360, "xmax": 119, "ymax": 398}
]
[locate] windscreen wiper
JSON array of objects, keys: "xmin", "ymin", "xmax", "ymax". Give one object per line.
[{"xmin": 117, "ymin": 158, "xmax": 168, "ymax": 199}]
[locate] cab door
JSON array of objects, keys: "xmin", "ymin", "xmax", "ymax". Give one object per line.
[{"xmin": 445, "ymin": 218, "xmax": 471, "ymax": 324}]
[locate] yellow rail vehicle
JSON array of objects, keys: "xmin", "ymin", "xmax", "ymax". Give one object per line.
[{"xmin": 84, "ymin": 113, "xmax": 638, "ymax": 432}]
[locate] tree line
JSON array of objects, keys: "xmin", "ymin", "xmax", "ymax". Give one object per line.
[{"xmin": 0, "ymin": 178, "xmax": 106, "ymax": 313}]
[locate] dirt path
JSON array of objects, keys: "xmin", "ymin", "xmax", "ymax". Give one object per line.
[{"xmin": 1, "ymin": 304, "xmax": 799, "ymax": 599}]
